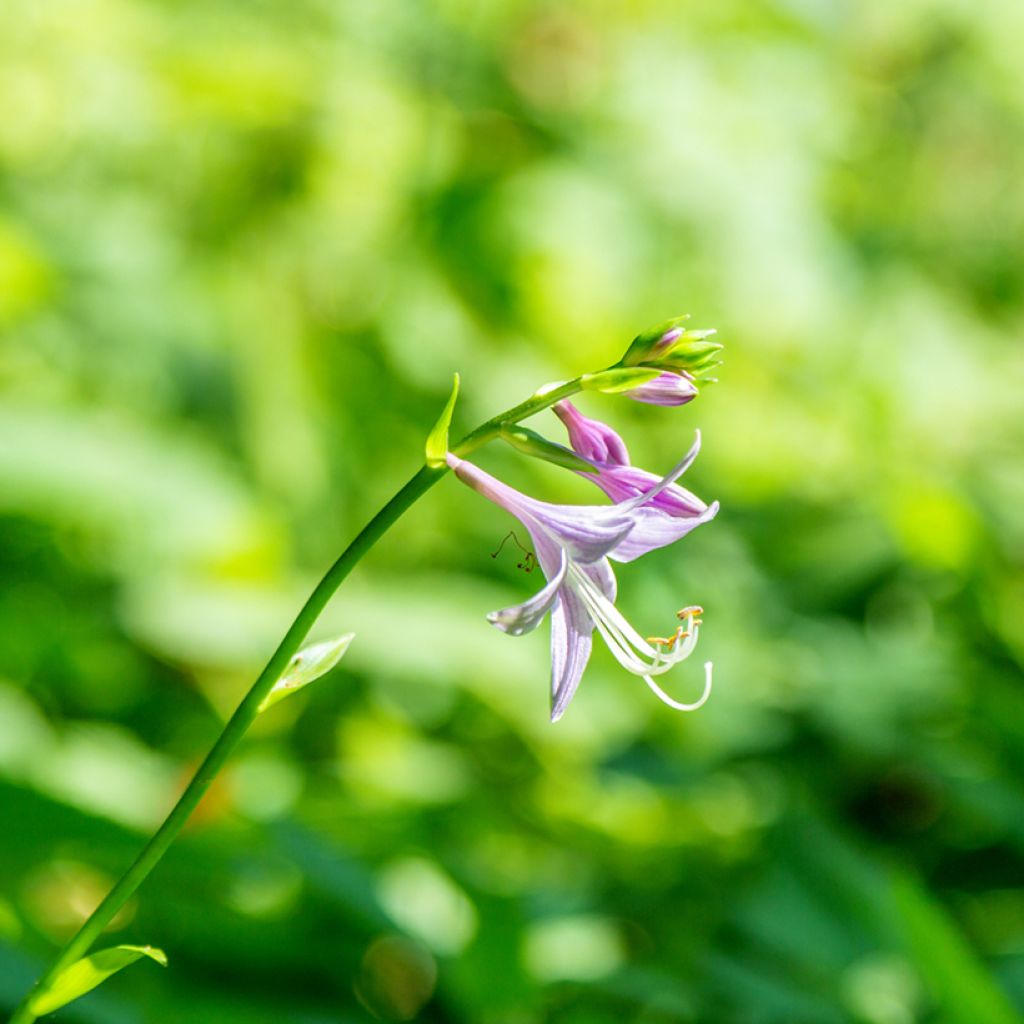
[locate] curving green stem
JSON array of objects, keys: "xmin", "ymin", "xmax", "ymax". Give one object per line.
[{"xmin": 9, "ymin": 373, "xmax": 588, "ymax": 1024}]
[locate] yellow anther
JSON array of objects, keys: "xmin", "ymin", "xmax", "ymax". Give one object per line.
[
  {"xmin": 676, "ymin": 605, "xmax": 703, "ymax": 620},
  {"xmin": 646, "ymin": 625, "xmax": 691, "ymax": 648}
]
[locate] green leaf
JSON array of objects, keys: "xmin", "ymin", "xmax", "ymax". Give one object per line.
[
  {"xmin": 29, "ymin": 945, "xmax": 167, "ymax": 1016},
  {"xmin": 258, "ymin": 633, "xmax": 355, "ymax": 713},
  {"xmin": 499, "ymin": 425, "xmax": 592, "ymax": 472},
  {"xmin": 425, "ymin": 373, "xmax": 460, "ymax": 468},
  {"xmin": 889, "ymin": 866, "xmax": 1021, "ymax": 1024},
  {"xmin": 580, "ymin": 367, "xmax": 661, "ymax": 394}
]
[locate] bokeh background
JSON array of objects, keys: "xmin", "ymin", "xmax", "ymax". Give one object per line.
[{"xmin": 2, "ymin": 1, "xmax": 1024, "ymax": 1021}]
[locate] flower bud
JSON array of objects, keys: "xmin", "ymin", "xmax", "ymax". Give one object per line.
[
  {"xmin": 622, "ymin": 370, "xmax": 698, "ymax": 407},
  {"xmin": 553, "ymin": 401, "xmax": 630, "ymax": 466},
  {"xmin": 619, "ymin": 315, "xmax": 723, "ymax": 376}
]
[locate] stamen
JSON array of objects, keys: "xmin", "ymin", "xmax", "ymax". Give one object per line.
[
  {"xmin": 646, "ymin": 626, "xmax": 690, "ymax": 647},
  {"xmin": 647, "ymin": 606, "xmax": 704, "ymax": 648},
  {"xmin": 568, "ymin": 564, "xmax": 705, "ymax": 682},
  {"xmin": 676, "ymin": 605, "xmax": 703, "ymax": 620},
  {"xmin": 645, "ymin": 661, "xmax": 713, "ymax": 712},
  {"xmin": 490, "ymin": 531, "xmax": 537, "ymax": 572}
]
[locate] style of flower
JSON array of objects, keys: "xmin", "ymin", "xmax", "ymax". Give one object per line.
[{"xmin": 447, "ymin": 430, "xmax": 718, "ymax": 722}]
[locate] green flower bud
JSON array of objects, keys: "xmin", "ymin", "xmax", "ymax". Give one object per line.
[{"xmin": 619, "ymin": 314, "xmax": 723, "ymax": 375}]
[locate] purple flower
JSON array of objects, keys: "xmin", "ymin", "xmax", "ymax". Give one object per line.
[
  {"xmin": 553, "ymin": 401, "xmax": 717, "ymax": 560},
  {"xmin": 624, "ymin": 370, "xmax": 699, "ymax": 407},
  {"xmin": 446, "ymin": 438, "xmax": 716, "ymax": 722}
]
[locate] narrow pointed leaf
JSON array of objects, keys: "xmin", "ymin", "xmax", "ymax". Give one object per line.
[
  {"xmin": 425, "ymin": 373, "xmax": 460, "ymax": 468},
  {"xmin": 29, "ymin": 945, "xmax": 167, "ymax": 1016},
  {"xmin": 258, "ymin": 633, "xmax": 355, "ymax": 713},
  {"xmin": 499, "ymin": 425, "xmax": 593, "ymax": 472},
  {"xmin": 890, "ymin": 866, "xmax": 1021, "ymax": 1024}
]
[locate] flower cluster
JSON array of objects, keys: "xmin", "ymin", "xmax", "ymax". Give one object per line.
[{"xmin": 447, "ymin": 323, "xmax": 720, "ymax": 721}]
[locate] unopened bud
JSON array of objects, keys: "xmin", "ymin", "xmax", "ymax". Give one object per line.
[
  {"xmin": 620, "ymin": 315, "xmax": 723, "ymax": 376},
  {"xmin": 622, "ymin": 370, "xmax": 699, "ymax": 407}
]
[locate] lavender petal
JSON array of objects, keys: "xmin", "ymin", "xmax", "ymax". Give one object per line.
[
  {"xmin": 486, "ymin": 547, "xmax": 568, "ymax": 636},
  {"xmin": 609, "ymin": 501, "xmax": 720, "ymax": 563},
  {"xmin": 580, "ymin": 465, "xmax": 708, "ymax": 517},
  {"xmin": 550, "ymin": 587, "xmax": 594, "ymax": 722}
]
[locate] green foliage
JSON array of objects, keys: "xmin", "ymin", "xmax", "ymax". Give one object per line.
[
  {"xmin": 29, "ymin": 946, "xmax": 167, "ymax": 1016},
  {"xmin": 2, "ymin": 0, "xmax": 1024, "ymax": 1022}
]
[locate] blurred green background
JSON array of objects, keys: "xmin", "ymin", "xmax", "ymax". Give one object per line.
[{"xmin": 2, "ymin": 0, "xmax": 1024, "ymax": 1021}]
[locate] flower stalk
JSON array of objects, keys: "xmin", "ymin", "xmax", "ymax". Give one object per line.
[
  {"xmin": 11, "ymin": 312, "xmax": 719, "ymax": 1022},
  {"xmin": 9, "ymin": 372, "xmax": 595, "ymax": 1024}
]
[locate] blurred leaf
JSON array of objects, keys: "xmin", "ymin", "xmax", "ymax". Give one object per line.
[{"xmin": 891, "ymin": 867, "xmax": 1021, "ymax": 1024}]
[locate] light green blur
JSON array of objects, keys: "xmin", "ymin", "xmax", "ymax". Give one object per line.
[{"xmin": 2, "ymin": 1, "xmax": 1024, "ymax": 1022}]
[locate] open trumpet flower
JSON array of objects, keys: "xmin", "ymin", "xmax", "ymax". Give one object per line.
[{"xmin": 447, "ymin": 433, "xmax": 717, "ymax": 721}]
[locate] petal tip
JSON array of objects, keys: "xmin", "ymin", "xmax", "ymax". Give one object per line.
[{"xmin": 486, "ymin": 609, "xmax": 510, "ymax": 633}]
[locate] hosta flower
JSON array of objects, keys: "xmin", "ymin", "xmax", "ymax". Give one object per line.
[
  {"xmin": 447, "ymin": 437, "xmax": 717, "ymax": 721},
  {"xmin": 623, "ymin": 370, "xmax": 698, "ymax": 407},
  {"xmin": 553, "ymin": 400, "xmax": 717, "ymax": 556}
]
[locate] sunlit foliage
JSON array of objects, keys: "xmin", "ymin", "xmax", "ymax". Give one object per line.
[{"xmin": 2, "ymin": 0, "xmax": 1024, "ymax": 1021}]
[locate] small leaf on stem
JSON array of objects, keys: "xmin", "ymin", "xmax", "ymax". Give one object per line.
[
  {"xmin": 29, "ymin": 945, "xmax": 167, "ymax": 1016},
  {"xmin": 425, "ymin": 373, "xmax": 460, "ymax": 468},
  {"xmin": 258, "ymin": 633, "xmax": 355, "ymax": 713}
]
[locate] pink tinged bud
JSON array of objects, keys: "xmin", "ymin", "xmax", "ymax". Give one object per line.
[
  {"xmin": 655, "ymin": 327, "xmax": 684, "ymax": 350},
  {"xmin": 624, "ymin": 371, "xmax": 698, "ymax": 407},
  {"xmin": 553, "ymin": 401, "xmax": 631, "ymax": 467}
]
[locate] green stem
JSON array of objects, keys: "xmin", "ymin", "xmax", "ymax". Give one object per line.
[
  {"xmin": 453, "ymin": 377, "xmax": 584, "ymax": 455},
  {"xmin": 10, "ymin": 375, "xmax": 586, "ymax": 1024}
]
